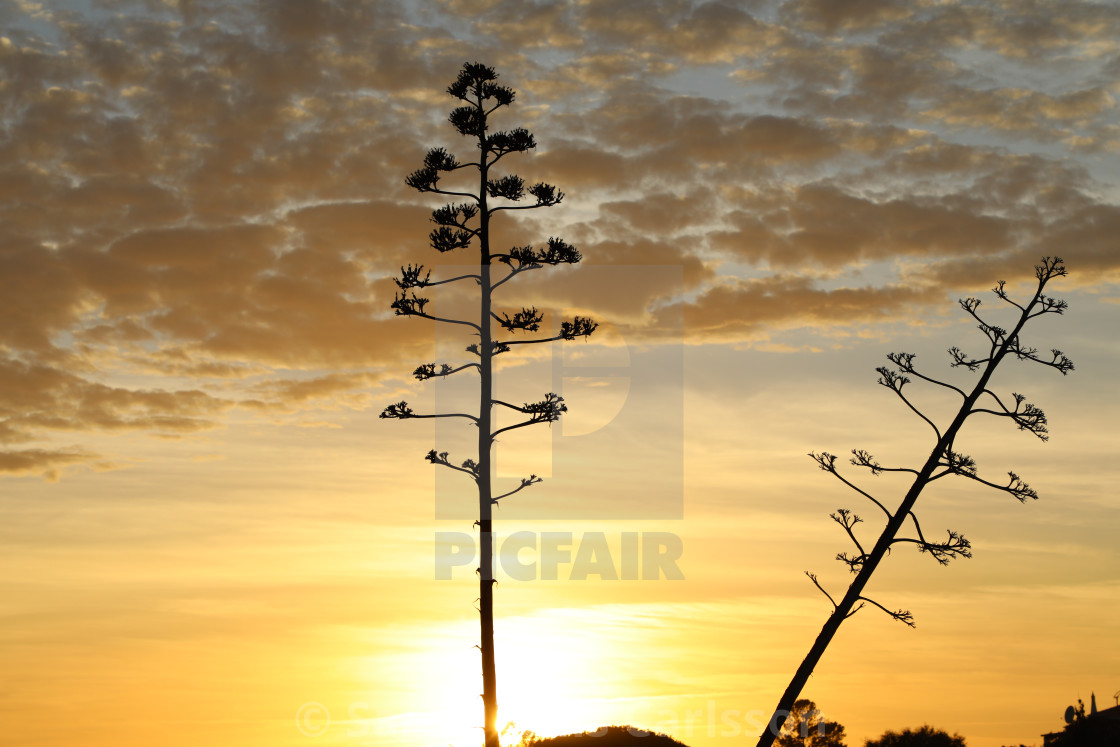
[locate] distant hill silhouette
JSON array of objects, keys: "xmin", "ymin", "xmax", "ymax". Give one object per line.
[{"xmin": 521, "ymin": 725, "xmax": 691, "ymax": 746}]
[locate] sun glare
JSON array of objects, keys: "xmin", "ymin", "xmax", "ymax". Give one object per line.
[
  {"xmin": 407, "ymin": 611, "xmax": 615, "ymax": 745},
  {"xmin": 494, "ymin": 613, "xmax": 611, "ymax": 740}
]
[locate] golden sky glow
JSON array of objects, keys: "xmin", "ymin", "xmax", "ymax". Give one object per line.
[{"xmin": 2, "ymin": 1, "xmax": 1119, "ymax": 746}]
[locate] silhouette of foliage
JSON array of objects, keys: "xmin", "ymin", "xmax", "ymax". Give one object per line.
[
  {"xmin": 775, "ymin": 699, "xmax": 847, "ymax": 747},
  {"xmin": 517, "ymin": 725, "xmax": 690, "ymax": 746},
  {"xmin": 382, "ymin": 62, "xmax": 595, "ymax": 747},
  {"xmin": 756, "ymin": 258, "xmax": 1073, "ymax": 747},
  {"xmin": 864, "ymin": 725, "xmax": 966, "ymax": 747}
]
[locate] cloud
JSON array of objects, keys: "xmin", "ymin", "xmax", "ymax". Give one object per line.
[
  {"xmin": 244, "ymin": 371, "xmax": 387, "ymax": 413},
  {"xmin": 531, "ymin": 140, "xmax": 631, "ymax": 191},
  {"xmin": 0, "ymin": 446, "xmax": 101, "ymax": 480},
  {"xmin": 741, "ymin": 0, "xmax": 1119, "ymax": 148},
  {"xmin": 0, "ymin": 353, "xmax": 234, "ymax": 478},
  {"xmin": 963, "ymin": 0, "xmax": 1120, "ymax": 60},
  {"xmin": 450, "ymin": 0, "xmax": 584, "ymax": 50},
  {"xmin": 0, "ymin": 358, "xmax": 232, "ymax": 442},
  {"xmin": 711, "ymin": 182, "xmax": 1016, "ymax": 269},
  {"xmin": 2, "ymin": 0, "xmax": 1118, "ymax": 475},
  {"xmin": 662, "ymin": 274, "xmax": 948, "ymax": 344},
  {"xmin": 598, "ymin": 189, "xmax": 721, "ymax": 236},
  {"xmin": 780, "ymin": 0, "xmax": 911, "ymax": 35},
  {"xmin": 922, "ymin": 86, "xmax": 1115, "ymax": 139},
  {"xmin": 576, "ymin": 0, "xmax": 780, "ymax": 65}
]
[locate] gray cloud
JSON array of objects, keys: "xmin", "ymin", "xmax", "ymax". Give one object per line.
[{"xmin": 1, "ymin": 0, "xmax": 1117, "ymax": 476}]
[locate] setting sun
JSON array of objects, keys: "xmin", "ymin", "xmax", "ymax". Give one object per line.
[{"xmin": 3, "ymin": 2, "xmax": 1119, "ymax": 747}]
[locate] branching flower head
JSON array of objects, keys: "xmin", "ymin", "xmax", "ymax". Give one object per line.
[
  {"xmin": 486, "ymin": 128, "xmax": 535, "ymax": 155},
  {"xmin": 424, "ymin": 147, "xmax": 460, "ymax": 171},
  {"xmin": 487, "ymin": 174, "xmax": 526, "ymax": 200},
  {"xmin": 559, "ymin": 316, "xmax": 598, "ymax": 340},
  {"xmin": 809, "ymin": 451, "xmax": 838, "ymax": 472},
  {"xmin": 447, "ymin": 62, "xmax": 499, "ymax": 99},
  {"xmin": 381, "ymin": 401, "xmax": 415, "ymax": 419},
  {"xmin": 396, "ymin": 263, "xmax": 431, "ymax": 289},
  {"xmin": 523, "ymin": 392, "xmax": 567, "ymax": 422},
  {"xmin": 497, "ymin": 307, "xmax": 544, "ymax": 333},
  {"xmin": 529, "ymin": 182, "xmax": 564, "ymax": 207}
]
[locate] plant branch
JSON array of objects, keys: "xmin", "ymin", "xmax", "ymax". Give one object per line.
[
  {"xmin": 971, "ymin": 391, "xmax": 1050, "ymax": 440},
  {"xmin": 391, "ymin": 293, "xmax": 483, "ymax": 332},
  {"xmin": 856, "ymin": 596, "xmax": 915, "ymax": 627},
  {"xmin": 490, "ymin": 393, "xmax": 566, "ymax": 440},
  {"xmin": 425, "ymin": 449, "xmax": 480, "ymax": 479},
  {"xmin": 501, "ymin": 316, "xmax": 597, "ymax": 345},
  {"xmin": 380, "ymin": 401, "xmax": 479, "ymax": 424},
  {"xmin": 830, "ymin": 508, "xmax": 868, "ymax": 573},
  {"xmin": 953, "ymin": 468, "xmax": 1039, "ymax": 502},
  {"xmin": 809, "ymin": 452, "xmax": 893, "ymax": 520},
  {"xmin": 850, "ymin": 449, "xmax": 919, "ymax": 477},
  {"xmin": 413, "ymin": 362, "xmax": 480, "ymax": 381},
  {"xmin": 876, "ymin": 363, "xmax": 944, "ymax": 439},
  {"xmin": 395, "ymin": 263, "xmax": 481, "ymax": 288},
  {"xmin": 493, "ymin": 475, "xmax": 543, "ymax": 503},
  {"xmin": 806, "ymin": 572, "xmax": 839, "ymax": 609}
]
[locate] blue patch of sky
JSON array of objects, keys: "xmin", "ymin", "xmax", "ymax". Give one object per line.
[
  {"xmin": 938, "ymin": 42, "xmax": 1120, "ymax": 181},
  {"xmin": 946, "ymin": 41, "xmax": 1111, "ymax": 95},
  {"xmin": 403, "ymin": 0, "xmax": 522, "ymax": 58},
  {"xmin": 658, "ymin": 63, "xmax": 781, "ymax": 117},
  {"xmin": 6, "ymin": 0, "xmax": 130, "ymax": 44}
]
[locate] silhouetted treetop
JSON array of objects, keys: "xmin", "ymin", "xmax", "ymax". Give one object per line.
[
  {"xmin": 518, "ymin": 726, "xmax": 690, "ymax": 746},
  {"xmin": 776, "ymin": 699, "xmax": 847, "ymax": 747},
  {"xmin": 864, "ymin": 725, "xmax": 966, "ymax": 747}
]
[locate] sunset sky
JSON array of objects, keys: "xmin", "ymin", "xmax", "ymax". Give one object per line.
[{"xmin": 2, "ymin": 1, "xmax": 1119, "ymax": 746}]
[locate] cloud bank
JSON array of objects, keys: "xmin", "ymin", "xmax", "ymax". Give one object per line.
[{"xmin": 2, "ymin": 0, "xmax": 1117, "ymax": 475}]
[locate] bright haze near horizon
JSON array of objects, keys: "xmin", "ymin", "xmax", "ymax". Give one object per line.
[{"xmin": 2, "ymin": 1, "xmax": 1118, "ymax": 746}]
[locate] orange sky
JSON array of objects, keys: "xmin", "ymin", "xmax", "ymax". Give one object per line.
[{"xmin": 2, "ymin": 1, "xmax": 1119, "ymax": 746}]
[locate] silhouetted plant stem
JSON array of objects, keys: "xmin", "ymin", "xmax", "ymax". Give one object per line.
[
  {"xmin": 382, "ymin": 63, "xmax": 595, "ymax": 747},
  {"xmin": 757, "ymin": 257, "xmax": 1072, "ymax": 747},
  {"xmin": 477, "ymin": 82, "xmax": 498, "ymax": 747}
]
